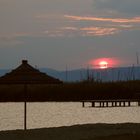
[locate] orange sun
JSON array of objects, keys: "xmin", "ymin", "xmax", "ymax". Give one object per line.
[
  {"xmin": 89, "ymin": 57, "xmax": 119, "ymax": 69},
  {"xmin": 99, "ymin": 61, "xmax": 108, "ymax": 69}
]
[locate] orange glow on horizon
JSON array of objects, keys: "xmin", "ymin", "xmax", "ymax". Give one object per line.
[{"xmin": 89, "ymin": 58, "xmax": 119, "ymax": 69}]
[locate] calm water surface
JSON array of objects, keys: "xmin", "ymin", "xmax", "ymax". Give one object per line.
[{"xmin": 0, "ymin": 102, "xmax": 140, "ymax": 131}]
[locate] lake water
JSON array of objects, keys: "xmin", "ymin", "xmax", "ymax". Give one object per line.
[{"xmin": 0, "ymin": 102, "xmax": 140, "ymax": 131}]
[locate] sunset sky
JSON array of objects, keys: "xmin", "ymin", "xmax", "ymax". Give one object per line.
[{"xmin": 0, "ymin": 0, "xmax": 140, "ymax": 70}]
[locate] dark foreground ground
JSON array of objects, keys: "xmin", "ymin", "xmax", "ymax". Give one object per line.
[{"xmin": 0, "ymin": 123, "xmax": 140, "ymax": 140}]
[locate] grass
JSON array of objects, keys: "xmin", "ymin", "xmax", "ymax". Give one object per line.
[{"xmin": 0, "ymin": 80, "xmax": 140, "ymax": 102}]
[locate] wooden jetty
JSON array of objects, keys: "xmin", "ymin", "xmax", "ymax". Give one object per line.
[{"xmin": 81, "ymin": 99, "xmax": 140, "ymax": 108}]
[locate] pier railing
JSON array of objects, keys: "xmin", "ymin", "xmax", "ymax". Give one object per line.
[{"xmin": 81, "ymin": 99, "xmax": 140, "ymax": 108}]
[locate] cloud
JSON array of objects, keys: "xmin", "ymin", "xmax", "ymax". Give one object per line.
[
  {"xmin": 64, "ymin": 15, "xmax": 140, "ymax": 36},
  {"xmin": 1, "ymin": 12, "xmax": 139, "ymax": 41},
  {"xmin": 43, "ymin": 30, "xmax": 64, "ymax": 37},
  {"xmin": 93, "ymin": 0, "xmax": 140, "ymax": 17},
  {"xmin": 61, "ymin": 27, "xmax": 78, "ymax": 31},
  {"xmin": 42, "ymin": 26, "xmax": 119, "ymax": 37},
  {"xmin": 80, "ymin": 27, "xmax": 119, "ymax": 36},
  {"xmin": 64, "ymin": 15, "xmax": 140, "ymax": 23},
  {"xmin": 0, "ymin": 36, "xmax": 23, "ymax": 46},
  {"xmin": 0, "ymin": 32, "xmax": 33, "ymax": 47}
]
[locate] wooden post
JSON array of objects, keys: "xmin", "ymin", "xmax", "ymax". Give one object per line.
[
  {"xmin": 92, "ymin": 102, "xmax": 95, "ymax": 107},
  {"xmin": 115, "ymin": 102, "xmax": 117, "ymax": 107},
  {"xmin": 119, "ymin": 102, "xmax": 121, "ymax": 107},
  {"xmin": 82, "ymin": 102, "xmax": 85, "ymax": 107},
  {"xmin": 24, "ymin": 84, "xmax": 27, "ymax": 130},
  {"xmin": 112, "ymin": 102, "xmax": 114, "ymax": 107},
  {"xmin": 106, "ymin": 102, "xmax": 108, "ymax": 107},
  {"xmin": 24, "ymin": 101, "xmax": 27, "ymax": 130},
  {"xmin": 128, "ymin": 101, "xmax": 131, "ymax": 107},
  {"xmin": 123, "ymin": 102, "xmax": 125, "ymax": 107},
  {"xmin": 102, "ymin": 102, "xmax": 105, "ymax": 107},
  {"xmin": 138, "ymin": 102, "xmax": 140, "ymax": 106},
  {"xmin": 100, "ymin": 102, "xmax": 102, "ymax": 107}
]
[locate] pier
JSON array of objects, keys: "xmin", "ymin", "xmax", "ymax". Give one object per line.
[{"xmin": 82, "ymin": 99, "xmax": 140, "ymax": 108}]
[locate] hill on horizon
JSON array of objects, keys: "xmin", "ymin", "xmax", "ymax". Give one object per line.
[{"xmin": 0, "ymin": 66, "xmax": 140, "ymax": 82}]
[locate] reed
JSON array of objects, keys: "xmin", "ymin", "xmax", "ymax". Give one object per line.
[{"xmin": 0, "ymin": 80, "xmax": 140, "ymax": 102}]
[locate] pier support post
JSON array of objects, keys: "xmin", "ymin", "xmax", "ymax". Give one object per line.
[
  {"xmin": 92, "ymin": 102, "xmax": 95, "ymax": 107},
  {"xmin": 100, "ymin": 102, "xmax": 102, "ymax": 107},
  {"xmin": 106, "ymin": 102, "xmax": 108, "ymax": 107},
  {"xmin": 128, "ymin": 102, "xmax": 131, "ymax": 107},
  {"xmin": 138, "ymin": 102, "xmax": 140, "ymax": 106},
  {"xmin": 123, "ymin": 102, "xmax": 125, "ymax": 107},
  {"xmin": 82, "ymin": 102, "xmax": 85, "ymax": 107},
  {"xmin": 119, "ymin": 102, "xmax": 121, "ymax": 107},
  {"xmin": 102, "ymin": 102, "xmax": 105, "ymax": 107},
  {"xmin": 112, "ymin": 102, "xmax": 114, "ymax": 107}
]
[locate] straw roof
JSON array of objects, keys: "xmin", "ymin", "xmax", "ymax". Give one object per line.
[{"xmin": 0, "ymin": 60, "xmax": 62, "ymax": 84}]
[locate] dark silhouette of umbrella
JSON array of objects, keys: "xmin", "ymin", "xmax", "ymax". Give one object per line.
[{"xmin": 0, "ymin": 60, "xmax": 62, "ymax": 130}]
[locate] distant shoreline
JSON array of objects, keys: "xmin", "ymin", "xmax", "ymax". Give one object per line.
[
  {"xmin": 0, "ymin": 81, "xmax": 140, "ymax": 102},
  {"xmin": 0, "ymin": 123, "xmax": 140, "ymax": 140}
]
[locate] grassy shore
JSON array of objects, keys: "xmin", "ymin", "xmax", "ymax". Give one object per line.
[
  {"xmin": 0, "ymin": 80, "xmax": 140, "ymax": 102},
  {"xmin": 0, "ymin": 123, "xmax": 140, "ymax": 140}
]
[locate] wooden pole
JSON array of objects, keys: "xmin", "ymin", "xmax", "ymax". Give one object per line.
[
  {"xmin": 102, "ymin": 102, "xmax": 104, "ymax": 107},
  {"xmin": 119, "ymin": 102, "xmax": 121, "ymax": 107},
  {"xmin": 106, "ymin": 102, "xmax": 108, "ymax": 107},
  {"xmin": 128, "ymin": 101, "xmax": 131, "ymax": 107},
  {"xmin": 92, "ymin": 102, "xmax": 95, "ymax": 107},
  {"xmin": 82, "ymin": 102, "xmax": 85, "ymax": 107},
  {"xmin": 24, "ymin": 84, "xmax": 27, "ymax": 130},
  {"xmin": 123, "ymin": 102, "xmax": 125, "ymax": 107},
  {"xmin": 115, "ymin": 102, "xmax": 117, "ymax": 107},
  {"xmin": 99, "ymin": 102, "xmax": 101, "ymax": 107},
  {"xmin": 24, "ymin": 100, "xmax": 27, "ymax": 130},
  {"xmin": 112, "ymin": 102, "xmax": 114, "ymax": 107}
]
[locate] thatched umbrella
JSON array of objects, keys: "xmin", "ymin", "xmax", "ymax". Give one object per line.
[{"xmin": 0, "ymin": 60, "xmax": 62, "ymax": 130}]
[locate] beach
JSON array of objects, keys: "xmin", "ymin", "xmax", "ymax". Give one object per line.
[{"xmin": 0, "ymin": 123, "xmax": 140, "ymax": 140}]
